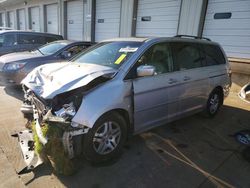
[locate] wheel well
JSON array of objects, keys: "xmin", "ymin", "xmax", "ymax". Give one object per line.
[
  {"xmin": 100, "ymin": 109, "xmax": 133, "ymax": 137},
  {"xmin": 213, "ymin": 86, "xmax": 224, "ymax": 104}
]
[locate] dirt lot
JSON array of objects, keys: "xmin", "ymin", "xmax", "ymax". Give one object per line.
[{"xmin": 0, "ymin": 79, "xmax": 249, "ymax": 188}]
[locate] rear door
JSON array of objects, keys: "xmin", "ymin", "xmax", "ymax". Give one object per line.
[
  {"xmin": 171, "ymin": 41, "xmax": 209, "ymax": 116},
  {"xmin": 131, "ymin": 42, "xmax": 182, "ymax": 132}
]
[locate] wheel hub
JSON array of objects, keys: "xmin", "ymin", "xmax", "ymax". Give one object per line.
[
  {"xmin": 209, "ymin": 94, "xmax": 219, "ymax": 114},
  {"xmin": 93, "ymin": 121, "xmax": 121, "ymax": 155}
]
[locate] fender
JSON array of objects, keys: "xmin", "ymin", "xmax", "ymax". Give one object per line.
[{"xmin": 72, "ymin": 80, "xmax": 133, "ymax": 128}]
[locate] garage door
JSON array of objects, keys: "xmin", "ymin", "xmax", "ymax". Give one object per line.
[
  {"xmin": 30, "ymin": 7, "xmax": 40, "ymax": 32},
  {"xmin": 46, "ymin": 4, "xmax": 59, "ymax": 34},
  {"xmin": 203, "ymin": 0, "xmax": 250, "ymax": 59},
  {"xmin": 95, "ymin": 0, "xmax": 121, "ymax": 42},
  {"xmin": 0, "ymin": 12, "xmax": 5, "ymax": 27},
  {"xmin": 17, "ymin": 9, "xmax": 26, "ymax": 30},
  {"xmin": 67, "ymin": 0, "xmax": 84, "ymax": 40},
  {"xmin": 7, "ymin": 11, "xmax": 14, "ymax": 28},
  {"xmin": 136, "ymin": 0, "xmax": 181, "ymax": 37}
]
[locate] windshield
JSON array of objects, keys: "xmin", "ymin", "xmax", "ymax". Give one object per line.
[
  {"xmin": 37, "ymin": 42, "xmax": 68, "ymax": 55},
  {"xmin": 72, "ymin": 41, "xmax": 142, "ymax": 69}
]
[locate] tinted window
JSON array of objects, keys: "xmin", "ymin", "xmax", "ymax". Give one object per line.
[
  {"xmin": 214, "ymin": 12, "xmax": 232, "ymax": 19},
  {"xmin": 65, "ymin": 44, "xmax": 88, "ymax": 57},
  {"xmin": 2, "ymin": 33, "xmax": 17, "ymax": 46},
  {"xmin": 172, "ymin": 42, "xmax": 202, "ymax": 70},
  {"xmin": 73, "ymin": 42, "xmax": 142, "ymax": 69},
  {"xmin": 18, "ymin": 34, "xmax": 44, "ymax": 44},
  {"xmin": 0, "ymin": 35, "xmax": 3, "ymax": 46},
  {"xmin": 202, "ymin": 44, "xmax": 226, "ymax": 66},
  {"xmin": 44, "ymin": 36, "xmax": 58, "ymax": 43}
]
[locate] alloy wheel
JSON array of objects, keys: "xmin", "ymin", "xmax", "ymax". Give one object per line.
[
  {"xmin": 93, "ymin": 121, "xmax": 121, "ymax": 155},
  {"xmin": 209, "ymin": 93, "xmax": 220, "ymax": 114}
]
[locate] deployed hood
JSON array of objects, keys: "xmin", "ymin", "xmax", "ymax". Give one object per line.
[
  {"xmin": 0, "ymin": 51, "xmax": 42, "ymax": 63},
  {"xmin": 22, "ymin": 62, "xmax": 116, "ymax": 99}
]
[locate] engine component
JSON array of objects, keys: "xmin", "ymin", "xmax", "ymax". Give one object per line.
[{"xmin": 54, "ymin": 102, "xmax": 76, "ymax": 120}]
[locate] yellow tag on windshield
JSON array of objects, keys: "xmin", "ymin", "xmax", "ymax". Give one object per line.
[{"xmin": 114, "ymin": 54, "xmax": 127, "ymax": 65}]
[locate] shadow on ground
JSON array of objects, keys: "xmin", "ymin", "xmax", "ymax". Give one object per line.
[
  {"xmin": 25, "ymin": 105, "xmax": 250, "ymax": 188},
  {"xmin": 4, "ymin": 85, "xmax": 24, "ymax": 101}
]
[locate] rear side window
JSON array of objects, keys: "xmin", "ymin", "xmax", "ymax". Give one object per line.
[
  {"xmin": 18, "ymin": 34, "xmax": 44, "ymax": 44},
  {"xmin": 44, "ymin": 36, "xmax": 60, "ymax": 43},
  {"xmin": 202, "ymin": 44, "xmax": 226, "ymax": 66},
  {"xmin": 1, "ymin": 33, "xmax": 17, "ymax": 46},
  {"xmin": 171, "ymin": 42, "xmax": 203, "ymax": 71}
]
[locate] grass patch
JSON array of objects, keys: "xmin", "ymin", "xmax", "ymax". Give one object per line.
[{"xmin": 31, "ymin": 121, "xmax": 75, "ymax": 175}]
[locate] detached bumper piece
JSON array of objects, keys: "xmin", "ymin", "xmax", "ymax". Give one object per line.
[{"xmin": 12, "ymin": 130, "xmax": 43, "ymax": 175}]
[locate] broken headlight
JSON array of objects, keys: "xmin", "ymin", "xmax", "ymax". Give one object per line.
[{"xmin": 54, "ymin": 102, "xmax": 76, "ymax": 120}]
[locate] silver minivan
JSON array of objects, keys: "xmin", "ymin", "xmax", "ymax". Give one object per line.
[{"xmin": 20, "ymin": 36, "xmax": 231, "ymax": 166}]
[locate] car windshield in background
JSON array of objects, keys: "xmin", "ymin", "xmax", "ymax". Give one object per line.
[
  {"xmin": 73, "ymin": 41, "xmax": 142, "ymax": 69},
  {"xmin": 38, "ymin": 42, "xmax": 68, "ymax": 55}
]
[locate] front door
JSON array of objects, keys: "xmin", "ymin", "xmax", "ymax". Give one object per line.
[{"xmin": 130, "ymin": 42, "xmax": 181, "ymax": 132}]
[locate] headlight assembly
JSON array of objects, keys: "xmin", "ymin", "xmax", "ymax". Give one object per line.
[{"xmin": 4, "ymin": 62, "xmax": 26, "ymax": 71}]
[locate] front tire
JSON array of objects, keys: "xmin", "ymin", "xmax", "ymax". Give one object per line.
[{"xmin": 83, "ymin": 112, "xmax": 127, "ymax": 163}]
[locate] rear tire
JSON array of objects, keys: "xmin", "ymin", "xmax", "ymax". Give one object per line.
[
  {"xmin": 82, "ymin": 112, "xmax": 127, "ymax": 163},
  {"xmin": 205, "ymin": 88, "xmax": 223, "ymax": 117}
]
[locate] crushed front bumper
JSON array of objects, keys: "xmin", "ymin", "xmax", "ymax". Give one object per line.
[{"xmin": 17, "ymin": 102, "xmax": 89, "ymax": 174}]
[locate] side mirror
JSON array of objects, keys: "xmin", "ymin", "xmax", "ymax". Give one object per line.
[
  {"xmin": 137, "ymin": 65, "xmax": 156, "ymax": 77},
  {"xmin": 61, "ymin": 51, "xmax": 72, "ymax": 59}
]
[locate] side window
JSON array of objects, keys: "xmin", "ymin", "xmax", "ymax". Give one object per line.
[
  {"xmin": 65, "ymin": 45, "xmax": 87, "ymax": 57},
  {"xmin": 44, "ymin": 36, "xmax": 57, "ymax": 43},
  {"xmin": 0, "ymin": 35, "xmax": 3, "ymax": 46},
  {"xmin": 18, "ymin": 34, "xmax": 44, "ymax": 44},
  {"xmin": 203, "ymin": 44, "xmax": 226, "ymax": 66},
  {"xmin": 126, "ymin": 42, "xmax": 174, "ymax": 79},
  {"xmin": 3, "ymin": 33, "xmax": 17, "ymax": 47},
  {"xmin": 172, "ymin": 42, "xmax": 202, "ymax": 70}
]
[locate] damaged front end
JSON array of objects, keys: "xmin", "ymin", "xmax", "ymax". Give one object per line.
[
  {"xmin": 15, "ymin": 63, "xmax": 116, "ymax": 174},
  {"xmin": 16, "ymin": 87, "xmax": 91, "ymax": 174}
]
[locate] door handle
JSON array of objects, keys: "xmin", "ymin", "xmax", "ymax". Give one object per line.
[
  {"xmin": 168, "ymin": 78, "xmax": 178, "ymax": 84},
  {"xmin": 183, "ymin": 76, "xmax": 191, "ymax": 81}
]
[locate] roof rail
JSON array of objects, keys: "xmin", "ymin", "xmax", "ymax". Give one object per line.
[{"xmin": 174, "ymin": 35, "xmax": 211, "ymax": 41}]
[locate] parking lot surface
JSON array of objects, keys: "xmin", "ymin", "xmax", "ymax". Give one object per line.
[{"xmin": 0, "ymin": 81, "xmax": 249, "ymax": 188}]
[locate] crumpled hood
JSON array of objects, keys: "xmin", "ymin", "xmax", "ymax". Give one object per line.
[
  {"xmin": 22, "ymin": 62, "xmax": 116, "ymax": 99},
  {"xmin": 0, "ymin": 51, "xmax": 42, "ymax": 63}
]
